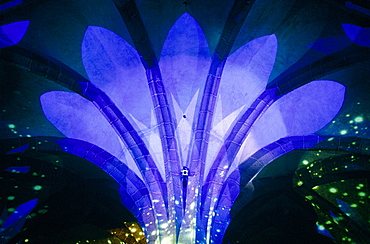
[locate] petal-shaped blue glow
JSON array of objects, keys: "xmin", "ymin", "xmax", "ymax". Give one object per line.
[
  {"xmin": 160, "ymin": 13, "xmax": 211, "ymax": 112},
  {"xmin": 207, "ymin": 35, "xmax": 277, "ymax": 176},
  {"xmin": 345, "ymin": 2, "xmax": 370, "ymax": 16},
  {"xmin": 342, "ymin": 24, "xmax": 370, "ymax": 47},
  {"xmin": 37, "ymin": 11, "xmax": 353, "ymax": 242},
  {"xmin": 2, "ymin": 199, "xmax": 37, "ymax": 229},
  {"xmin": 40, "ymin": 91, "xmax": 142, "ymax": 179},
  {"xmin": 216, "ymin": 34, "xmax": 277, "ymax": 121},
  {"xmin": 307, "ymin": 36, "xmax": 352, "ymax": 54},
  {"xmin": 4, "ymin": 166, "xmax": 30, "ymax": 173},
  {"xmin": 0, "ymin": 0, "xmax": 22, "ymax": 11},
  {"xmin": 82, "ymin": 26, "xmax": 153, "ymax": 128},
  {"xmin": 0, "ymin": 21, "xmax": 29, "ymax": 48},
  {"xmin": 236, "ymin": 80, "xmax": 345, "ymax": 166},
  {"xmin": 159, "ymin": 13, "xmax": 211, "ymax": 166},
  {"xmin": 6, "ymin": 144, "xmax": 28, "ymax": 154},
  {"xmin": 316, "ymin": 224, "xmax": 335, "ymax": 239}
]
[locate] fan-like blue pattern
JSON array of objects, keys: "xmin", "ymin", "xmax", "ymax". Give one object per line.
[{"xmin": 40, "ymin": 13, "xmax": 345, "ymax": 243}]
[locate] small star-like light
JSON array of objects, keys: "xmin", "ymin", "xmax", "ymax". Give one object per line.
[
  {"xmin": 354, "ymin": 116, "xmax": 364, "ymax": 123},
  {"xmin": 33, "ymin": 185, "xmax": 42, "ymax": 191},
  {"xmin": 358, "ymin": 192, "xmax": 366, "ymax": 197}
]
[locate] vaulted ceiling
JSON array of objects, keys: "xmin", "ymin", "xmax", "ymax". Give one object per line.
[{"xmin": 1, "ymin": 0, "xmax": 369, "ymax": 243}]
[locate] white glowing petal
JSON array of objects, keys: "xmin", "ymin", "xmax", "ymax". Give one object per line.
[
  {"xmin": 129, "ymin": 111, "xmax": 165, "ymax": 181},
  {"xmin": 229, "ymin": 80, "xmax": 345, "ymax": 177},
  {"xmin": 183, "ymin": 90, "xmax": 199, "ymax": 125},
  {"xmin": 82, "ymin": 26, "xmax": 153, "ymax": 128},
  {"xmin": 147, "ymin": 128, "xmax": 165, "ymax": 180},
  {"xmin": 176, "ymin": 119, "xmax": 192, "ymax": 165},
  {"xmin": 129, "ymin": 112, "xmax": 149, "ymax": 132},
  {"xmin": 118, "ymin": 136, "xmax": 143, "ymax": 181},
  {"xmin": 215, "ymin": 35, "xmax": 278, "ymax": 177},
  {"xmin": 171, "ymin": 93, "xmax": 185, "ymax": 124},
  {"xmin": 227, "ymin": 100, "xmax": 286, "ymax": 178},
  {"xmin": 217, "ymin": 34, "xmax": 277, "ymax": 121},
  {"xmin": 41, "ymin": 91, "xmax": 136, "ymax": 173},
  {"xmin": 205, "ymin": 105, "xmax": 245, "ymax": 180},
  {"xmin": 173, "ymin": 91, "xmax": 199, "ymax": 164},
  {"xmin": 148, "ymin": 110, "xmax": 165, "ymax": 175},
  {"xmin": 160, "ymin": 13, "xmax": 210, "ymax": 112},
  {"xmin": 212, "ymin": 92, "xmax": 224, "ymax": 128},
  {"xmin": 235, "ymin": 104, "xmax": 286, "ymax": 163},
  {"xmin": 212, "ymin": 105, "xmax": 245, "ymax": 139}
]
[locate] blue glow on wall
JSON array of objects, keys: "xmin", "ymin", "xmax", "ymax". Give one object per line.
[
  {"xmin": 40, "ymin": 13, "xmax": 346, "ymax": 243},
  {"xmin": 316, "ymin": 224, "xmax": 335, "ymax": 239},
  {"xmin": 0, "ymin": 0, "xmax": 22, "ymax": 11},
  {"xmin": 4, "ymin": 166, "xmax": 30, "ymax": 173},
  {"xmin": 6, "ymin": 144, "xmax": 29, "ymax": 154},
  {"xmin": 0, "ymin": 199, "xmax": 38, "ymax": 242},
  {"xmin": 342, "ymin": 24, "xmax": 370, "ymax": 47},
  {"xmin": 307, "ymin": 36, "xmax": 352, "ymax": 54},
  {"xmin": 0, "ymin": 21, "xmax": 29, "ymax": 48},
  {"xmin": 345, "ymin": 2, "xmax": 370, "ymax": 16}
]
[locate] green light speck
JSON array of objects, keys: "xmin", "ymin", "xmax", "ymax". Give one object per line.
[
  {"xmin": 358, "ymin": 192, "xmax": 366, "ymax": 197},
  {"xmin": 354, "ymin": 116, "xmax": 364, "ymax": 123},
  {"xmin": 33, "ymin": 185, "xmax": 42, "ymax": 191}
]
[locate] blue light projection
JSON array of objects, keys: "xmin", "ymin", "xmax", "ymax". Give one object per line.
[
  {"xmin": 4, "ymin": 166, "xmax": 30, "ymax": 173},
  {"xmin": 0, "ymin": 0, "xmax": 22, "ymax": 11},
  {"xmin": 6, "ymin": 144, "xmax": 29, "ymax": 154},
  {"xmin": 0, "ymin": 199, "xmax": 38, "ymax": 243},
  {"xmin": 345, "ymin": 1, "xmax": 370, "ymax": 16},
  {"xmin": 40, "ymin": 13, "xmax": 345, "ymax": 243},
  {"xmin": 342, "ymin": 24, "xmax": 370, "ymax": 47},
  {"xmin": 317, "ymin": 223, "xmax": 335, "ymax": 239},
  {"xmin": 307, "ymin": 36, "xmax": 352, "ymax": 54},
  {"xmin": 0, "ymin": 21, "xmax": 29, "ymax": 48}
]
